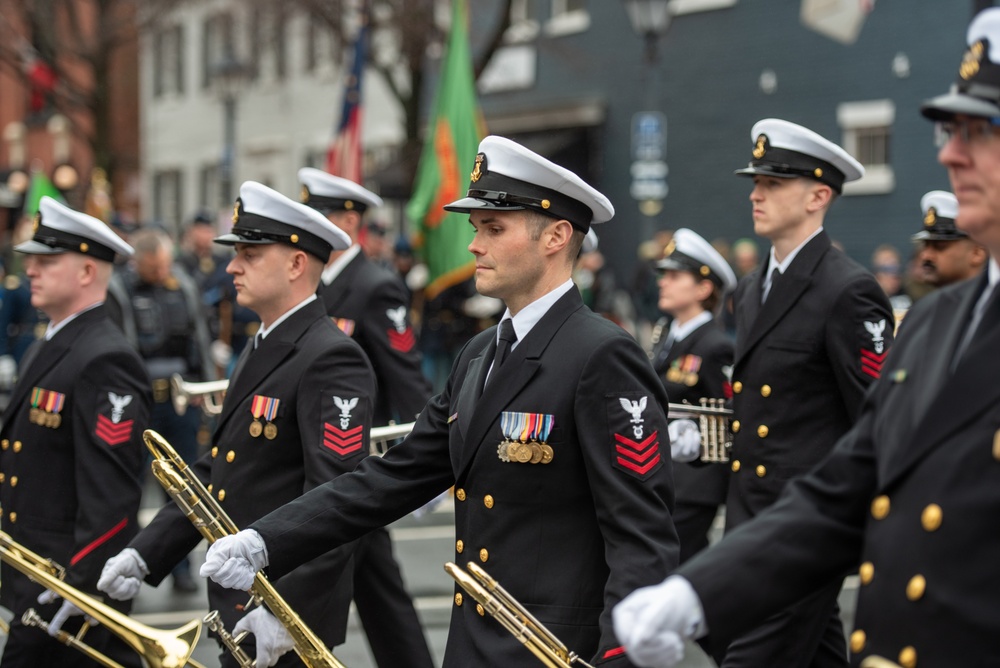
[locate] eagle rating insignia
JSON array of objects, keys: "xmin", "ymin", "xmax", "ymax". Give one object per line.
[{"xmin": 610, "ymin": 394, "xmax": 662, "ymax": 480}]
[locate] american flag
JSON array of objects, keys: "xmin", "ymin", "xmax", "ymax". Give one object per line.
[{"xmin": 326, "ymin": 18, "xmax": 368, "ymax": 182}]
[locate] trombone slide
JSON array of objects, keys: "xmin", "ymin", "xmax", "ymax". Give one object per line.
[
  {"xmin": 445, "ymin": 561, "xmax": 595, "ymax": 668},
  {"xmin": 0, "ymin": 531, "xmax": 201, "ymax": 668}
]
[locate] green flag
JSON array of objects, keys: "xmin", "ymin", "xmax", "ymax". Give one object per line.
[
  {"xmin": 23, "ymin": 171, "xmax": 64, "ymax": 217},
  {"xmin": 406, "ymin": 0, "xmax": 486, "ymax": 300}
]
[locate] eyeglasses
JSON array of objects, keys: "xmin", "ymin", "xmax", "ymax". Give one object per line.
[{"xmin": 934, "ymin": 117, "xmax": 1000, "ymax": 147}]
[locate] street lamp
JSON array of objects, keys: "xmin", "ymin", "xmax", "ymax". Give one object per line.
[
  {"xmin": 623, "ymin": 0, "xmax": 673, "ymax": 233},
  {"xmin": 212, "ymin": 55, "xmax": 249, "ymax": 210},
  {"xmin": 622, "ymin": 0, "xmax": 673, "ymax": 64}
]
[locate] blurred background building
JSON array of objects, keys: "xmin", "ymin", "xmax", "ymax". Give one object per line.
[{"xmin": 0, "ymin": 0, "xmax": 987, "ymax": 291}]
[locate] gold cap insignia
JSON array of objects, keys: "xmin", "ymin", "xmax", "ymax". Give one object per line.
[
  {"xmin": 300, "ymin": 185, "xmax": 310, "ymax": 203},
  {"xmin": 753, "ymin": 135, "xmax": 767, "ymax": 160},
  {"xmin": 664, "ymin": 239, "xmax": 676, "ymax": 257},
  {"xmin": 541, "ymin": 199, "xmax": 551, "ymax": 209},
  {"xmin": 345, "ymin": 200, "xmax": 354, "ymax": 210},
  {"xmin": 79, "ymin": 242, "xmax": 89, "ymax": 253},
  {"xmin": 700, "ymin": 265, "xmax": 711, "ymax": 277},
  {"xmin": 471, "ymin": 153, "xmax": 486, "ymax": 183},
  {"xmin": 814, "ymin": 168, "xmax": 823, "ymax": 178},
  {"xmin": 961, "ymin": 40, "xmax": 984, "ymax": 80},
  {"xmin": 32, "ymin": 213, "xmax": 41, "ymax": 235},
  {"xmin": 924, "ymin": 207, "xmax": 936, "ymax": 226},
  {"xmin": 232, "ymin": 201, "xmax": 240, "ymax": 224},
  {"xmin": 290, "ymin": 234, "xmax": 299, "ymax": 243}
]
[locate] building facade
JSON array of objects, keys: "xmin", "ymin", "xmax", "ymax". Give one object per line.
[{"xmin": 141, "ymin": 0, "xmax": 971, "ymax": 282}]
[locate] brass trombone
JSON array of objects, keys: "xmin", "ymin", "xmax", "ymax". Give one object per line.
[
  {"xmin": 170, "ymin": 374, "xmax": 228, "ymax": 417},
  {"xmin": 0, "ymin": 531, "xmax": 203, "ymax": 668},
  {"xmin": 143, "ymin": 429, "xmax": 349, "ymax": 668},
  {"xmin": 445, "ymin": 561, "xmax": 596, "ymax": 668}
]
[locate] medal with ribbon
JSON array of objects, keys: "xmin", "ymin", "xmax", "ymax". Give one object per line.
[
  {"xmin": 497, "ymin": 411, "xmax": 555, "ymax": 464},
  {"xmin": 30, "ymin": 387, "xmax": 65, "ymax": 428},
  {"xmin": 250, "ymin": 395, "xmax": 281, "ymax": 439}
]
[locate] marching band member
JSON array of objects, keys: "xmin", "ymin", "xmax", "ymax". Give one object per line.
[
  {"xmin": 98, "ymin": 182, "xmax": 376, "ymax": 667},
  {"xmin": 913, "ymin": 189, "xmax": 987, "ymax": 290},
  {"xmin": 615, "ymin": 9, "xmax": 1000, "ymax": 667},
  {"xmin": 1, "ymin": 197, "xmax": 149, "ymax": 667},
  {"xmin": 298, "ymin": 168, "xmax": 435, "ymax": 668},
  {"xmin": 201, "ymin": 136, "xmax": 680, "ymax": 667},
  {"xmin": 652, "ymin": 228, "xmax": 736, "ymax": 564}
]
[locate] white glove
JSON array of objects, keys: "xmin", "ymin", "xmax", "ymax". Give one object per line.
[
  {"xmin": 37, "ymin": 590, "xmax": 95, "ymax": 636},
  {"xmin": 200, "ymin": 529, "xmax": 268, "ymax": 591},
  {"xmin": 668, "ymin": 419, "xmax": 701, "ymax": 463},
  {"xmin": 97, "ymin": 548, "xmax": 150, "ymax": 601},
  {"xmin": 0, "ymin": 355, "xmax": 16, "ymax": 390},
  {"xmin": 233, "ymin": 607, "xmax": 294, "ymax": 668},
  {"xmin": 613, "ymin": 575, "xmax": 707, "ymax": 668},
  {"xmin": 210, "ymin": 339, "xmax": 233, "ymax": 368}
]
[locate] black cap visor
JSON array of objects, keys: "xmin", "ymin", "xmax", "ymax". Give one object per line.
[{"xmin": 920, "ymin": 89, "xmax": 1000, "ymax": 121}]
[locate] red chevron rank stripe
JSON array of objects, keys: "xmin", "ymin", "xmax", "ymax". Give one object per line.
[
  {"xmin": 861, "ymin": 349, "xmax": 888, "ymax": 379},
  {"xmin": 387, "ymin": 328, "xmax": 415, "ymax": 353},
  {"xmin": 95, "ymin": 415, "xmax": 134, "ymax": 446},
  {"xmin": 614, "ymin": 431, "xmax": 661, "ymax": 476},
  {"xmin": 323, "ymin": 423, "xmax": 364, "ymax": 457}
]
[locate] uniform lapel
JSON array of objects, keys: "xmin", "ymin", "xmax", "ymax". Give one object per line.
[
  {"xmin": 455, "ymin": 289, "xmax": 582, "ymax": 477},
  {"xmin": 455, "ymin": 336, "xmax": 494, "ymax": 444},
  {"xmin": 884, "ymin": 276, "xmax": 1000, "ymax": 487},
  {"xmin": 214, "ymin": 300, "xmax": 323, "ymax": 437},
  {"xmin": 2, "ymin": 307, "xmax": 103, "ymax": 424},
  {"xmin": 736, "ymin": 233, "xmax": 830, "ymax": 364},
  {"xmin": 911, "ymin": 277, "xmax": 976, "ymax": 418}
]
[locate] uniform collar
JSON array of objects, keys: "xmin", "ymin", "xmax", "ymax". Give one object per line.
[
  {"xmin": 321, "ymin": 244, "xmax": 361, "ymax": 285},
  {"xmin": 257, "ymin": 294, "xmax": 318, "ymax": 340},
  {"xmin": 669, "ymin": 310, "xmax": 713, "ymax": 343},
  {"xmin": 498, "ymin": 279, "xmax": 575, "ymax": 351},
  {"xmin": 45, "ymin": 301, "xmax": 103, "ymax": 340}
]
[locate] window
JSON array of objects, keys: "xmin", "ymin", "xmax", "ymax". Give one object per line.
[
  {"xmin": 153, "ymin": 170, "xmax": 184, "ymax": 232},
  {"xmin": 304, "ymin": 18, "xmax": 331, "ymax": 72},
  {"xmin": 838, "ymin": 99, "xmax": 895, "ymax": 195},
  {"xmin": 202, "ymin": 12, "xmax": 235, "ymax": 89},
  {"xmin": 153, "ymin": 24, "xmax": 184, "ymax": 97},
  {"xmin": 274, "ymin": 10, "xmax": 288, "ymax": 79},
  {"xmin": 546, "ymin": 0, "xmax": 589, "ymax": 36},
  {"xmin": 505, "ymin": 0, "xmax": 539, "ymax": 42},
  {"xmin": 199, "ymin": 164, "xmax": 221, "ymax": 210}
]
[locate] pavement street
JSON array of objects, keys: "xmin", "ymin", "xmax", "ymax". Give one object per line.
[{"xmin": 1, "ymin": 488, "xmax": 858, "ymax": 667}]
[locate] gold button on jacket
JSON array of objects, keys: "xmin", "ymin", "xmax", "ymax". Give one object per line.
[
  {"xmin": 871, "ymin": 495, "xmax": 890, "ymax": 520},
  {"xmin": 921, "ymin": 504, "xmax": 942, "ymax": 531}
]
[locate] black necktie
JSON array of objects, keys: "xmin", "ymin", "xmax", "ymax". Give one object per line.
[{"xmin": 495, "ymin": 319, "xmax": 517, "ymax": 369}]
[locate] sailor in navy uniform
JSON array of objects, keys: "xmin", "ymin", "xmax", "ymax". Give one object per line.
[
  {"xmin": 0, "ymin": 197, "xmax": 150, "ymax": 668},
  {"xmin": 98, "ymin": 182, "xmax": 376, "ymax": 668},
  {"xmin": 201, "ymin": 135, "xmax": 680, "ymax": 668},
  {"xmin": 913, "ymin": 190, "xmax": 988, "ymax": 291},
  {"xmin": 620, "ymin": 119, "xmax": 894, "ymax": 668},
  {"xmin": 298, "ymin": 167, "xmax": 435, "ymax": 668},
  {"xmin": 652, "ymin": 228, "xmax": 737, "ymax": 564},
  {"xmin": 614, "ymin": 12, "xmax": 1000, "ymax": 667}
]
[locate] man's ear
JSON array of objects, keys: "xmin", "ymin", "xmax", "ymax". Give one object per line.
[{"xmin": 544, "ymin": 219, "xmax": 574, "ymax": 257}]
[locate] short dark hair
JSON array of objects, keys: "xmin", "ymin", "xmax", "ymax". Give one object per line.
[{"xmin": 523, "ymin": 210, "xmax": 586, "ymax": 260}]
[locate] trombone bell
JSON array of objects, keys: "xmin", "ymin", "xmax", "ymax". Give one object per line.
[{"xmin": 170, "ymin": 373, "xmax": 228, "ymax": 417}]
